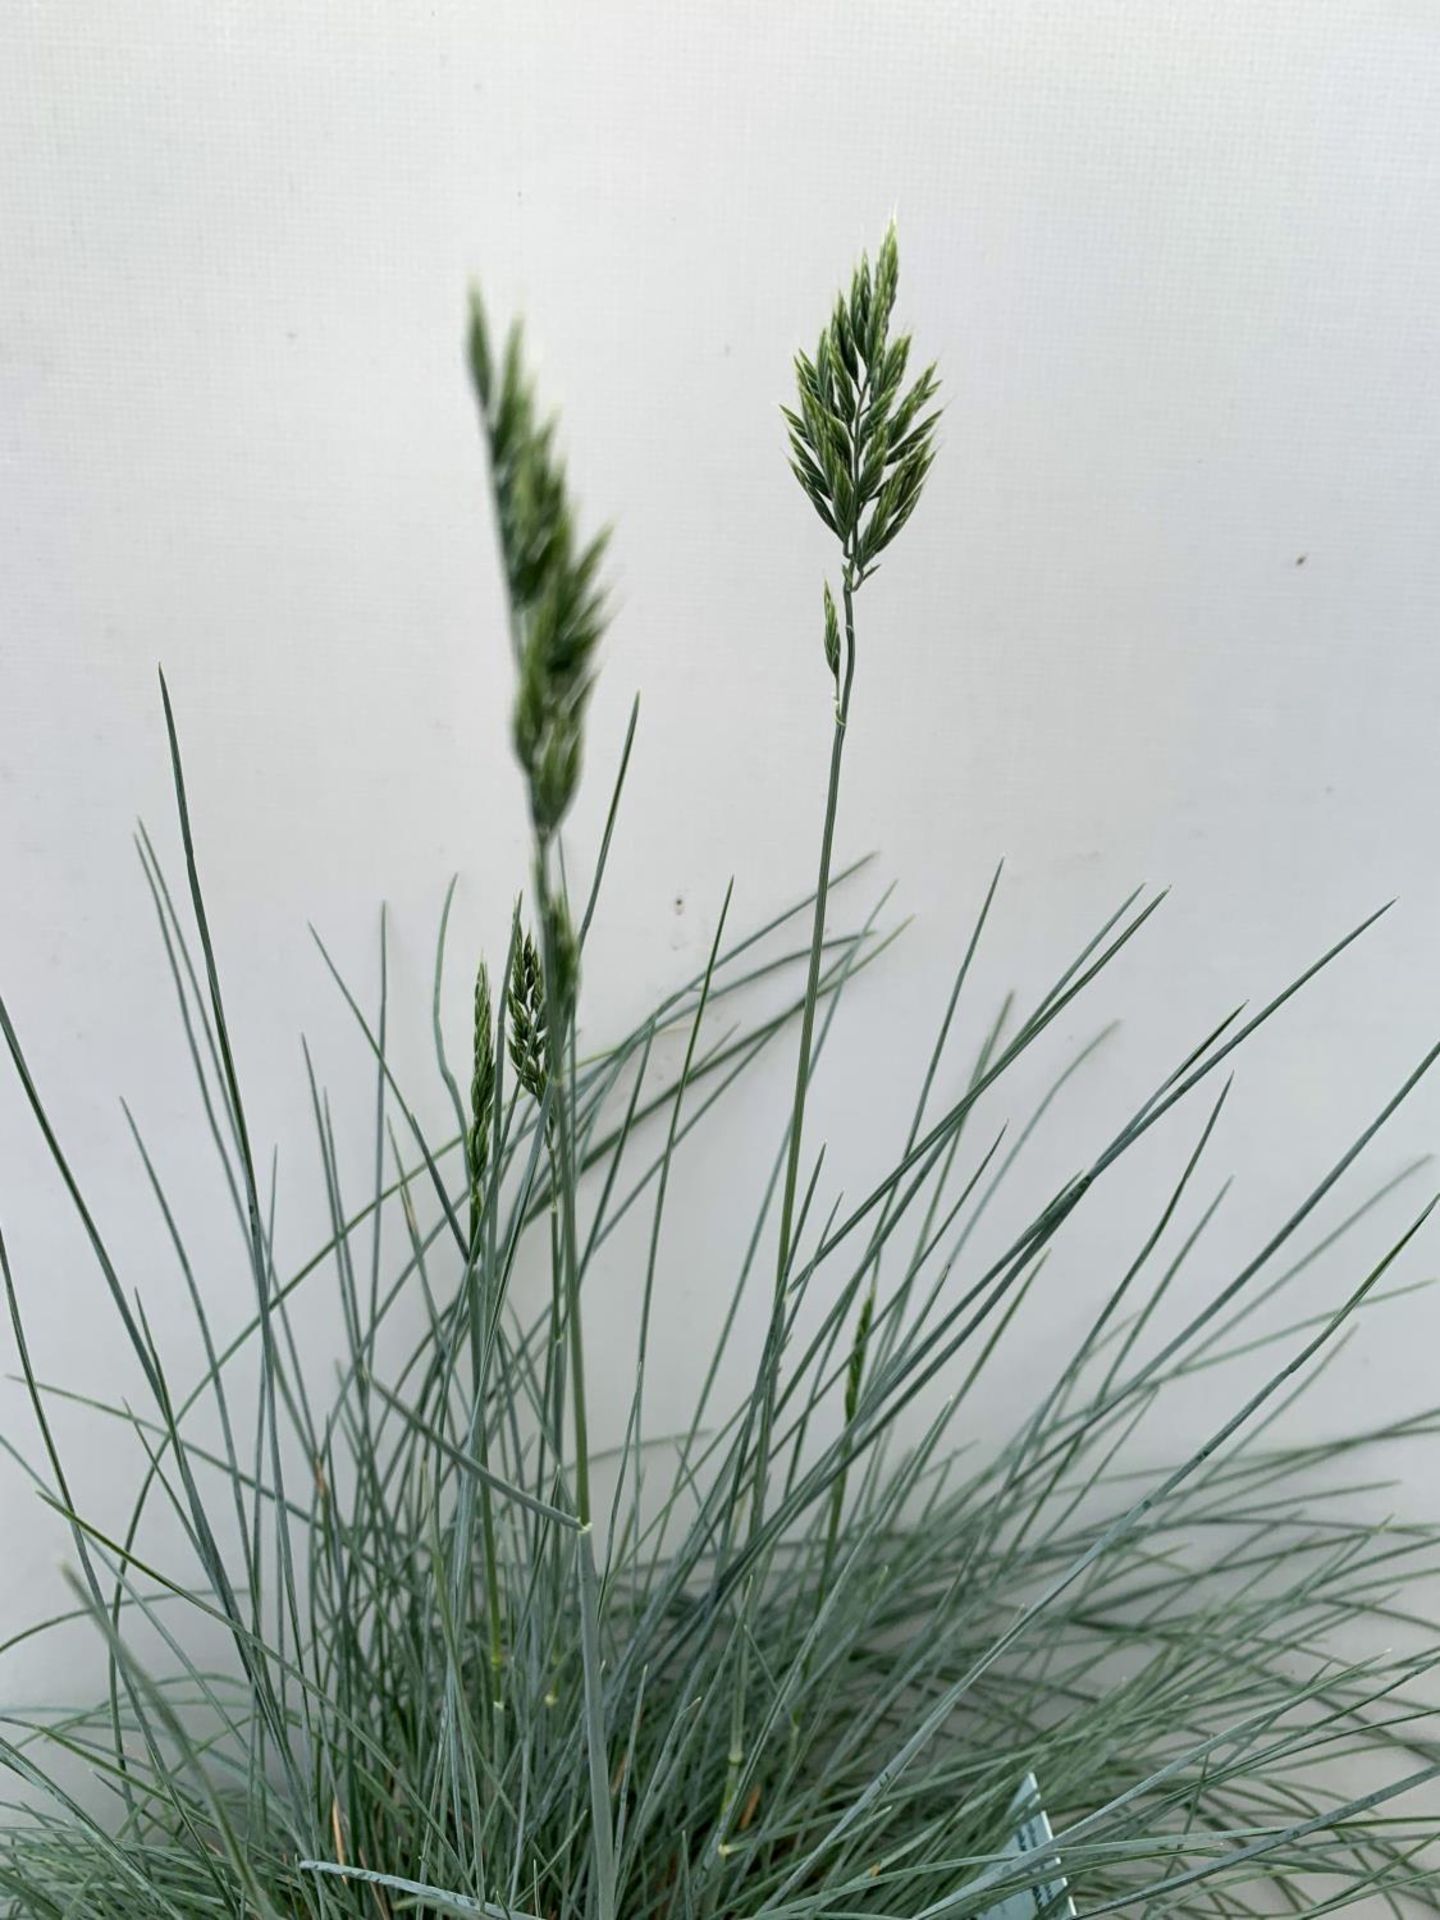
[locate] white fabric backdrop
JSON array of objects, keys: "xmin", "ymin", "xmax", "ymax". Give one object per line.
[{"xmin": 3, "ymin": 2, "xmax": 1440, "ymax": 1680}]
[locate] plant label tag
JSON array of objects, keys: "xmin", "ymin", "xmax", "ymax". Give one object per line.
[{"xmin": 976, "ymin": 1772, "xmax": 1075, "ymax": 1920}]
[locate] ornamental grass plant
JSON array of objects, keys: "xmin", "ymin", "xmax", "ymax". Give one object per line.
[{"xmin": 2, "ymin": 229, "xmax": 1439, "ymax": 1916}]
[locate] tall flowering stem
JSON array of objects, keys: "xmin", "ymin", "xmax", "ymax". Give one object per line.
[
  {"xmin": 748, "ymin": 222, "xmax": 940, "ymax": 1543},
  {"xmin": 469, "ymin": 292, "xmax": 617, "ymax": 1920},
  {"xmin": 721, "ymin": 224, "xmax": 941, "ymax": 1833}
]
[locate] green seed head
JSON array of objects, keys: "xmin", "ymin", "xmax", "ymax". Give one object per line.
[
  {"xmin": 507, "ymin": 928, "xmax": 549, "ymax": 1102},
  {"xmin": 467, "ymin": 960, "xmax": 495, "ymax": 1238},
  {"xmin": 783, "ymin": 224, "xmax": 941, "ymax": 581},
  {"xmin": 470, "ymin": 289, "xmax": 610, "ymax": 836}
]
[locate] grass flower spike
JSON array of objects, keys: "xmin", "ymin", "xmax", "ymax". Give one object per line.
[
  {"xmin": 784, "ymin": 222, "xmax": 941, "ymax": 581},
  {"xmin": 507, "ymin": 924, "xmax": 549, "ymax": 1101},
  {"xmin": 466, "ymin": 960, "xmax": 495, "ymax": 1245},
  {"xmin": 469, "ymin": 291, "xmax": 610, "ymax": 838}
]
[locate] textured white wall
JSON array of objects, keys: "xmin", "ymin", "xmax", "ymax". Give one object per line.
[{"xmin": 4, "ymin": 2, "xmax": 1440, "ymax": 1683}]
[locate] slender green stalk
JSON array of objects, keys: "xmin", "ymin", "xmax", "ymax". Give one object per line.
[
  {"xmin": 750, "ymin": 571, "xmax": 858, "ymax": 1537},
  {"xmin": 536, "ymin": 845, "xmax": 592, "ymax": 1527},
  {"xmin": 722, "ymin": 226, "xmax": 942, "ymax": 1839}
]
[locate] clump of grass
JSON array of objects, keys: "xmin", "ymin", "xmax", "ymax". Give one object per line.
[{"xmin": 1, "ymin": 228, "xmax": 1439, "ymax": 1919}]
